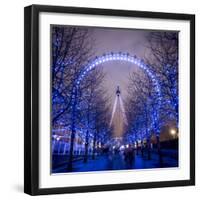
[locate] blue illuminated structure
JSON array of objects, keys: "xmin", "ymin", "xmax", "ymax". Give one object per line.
[
  {"xmin": 74, "ymin": 52, "xmax": 162, "ymax": 134},
  {"xmin": 66, "ymin": 52, "xmax": 163, "ymax": 170}
]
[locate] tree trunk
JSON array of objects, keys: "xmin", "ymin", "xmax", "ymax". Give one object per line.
[
  {"xmin": 141, "ymin": 140, "xmax": 144, "ymax": 157},
  {"xmin": 136, "ymin": 141, "xmax": 139, "ymax": 155},
  {"xmin": 147, "ymin": 138, "xmax": 151, "ymax": 160},
  {"xmin": 84, "ymin": 130, "xmax": 89, "ymax": 163},
  {"xmin": 156, "ymin": 135, "xmax": 163, "ymax": 166},
  {"xmin": 68, "ymin": 89, "xmax": 77, "ymax": 171},
  {"xmin": 92, "ymin": 132, "xmax": 97, "ymax": 160}
]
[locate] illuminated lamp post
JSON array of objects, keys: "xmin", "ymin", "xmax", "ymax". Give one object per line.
[{"xmin": 170, "ymin": 128, "xmax": 177, "ymax": 139}]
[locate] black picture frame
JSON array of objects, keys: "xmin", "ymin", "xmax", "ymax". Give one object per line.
[{"xmin": 24, "ymin": 4, "xmax": 195, "ymax": 196}]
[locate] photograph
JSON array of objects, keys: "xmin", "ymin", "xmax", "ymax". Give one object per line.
[{"xmin": 51, "ymin": 25, "xmax": 179, "ymax": 174}]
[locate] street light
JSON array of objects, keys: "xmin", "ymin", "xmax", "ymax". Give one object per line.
[{"xmin": 170, "ymin": 129, "xmax": 176, "ymax": 139}]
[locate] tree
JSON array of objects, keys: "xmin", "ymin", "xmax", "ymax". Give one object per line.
[
  {"xmin": 91, "ymin": 88, "xmax": 111, "ymax": 159},
  {"xmin": 76, "ymin": 67, "xmax": 110, "ymax": 162},
  {"xmin": 51, "ymin": 25, "xmax": 95, "ymax": 170},
  {"xmin": 145, "ymin": 32, "xmax": 178, "ymax": 127},
  {"xmin": 137, "ymin": 31, "xmax": 179, "ymax": 165},
  {"xmin": 51, "ymin": 26, "xmax": 94, "ymax": 127},
  {"xmin": 125, "ymin": 69, "xmax": 156, "ymax": 159}
]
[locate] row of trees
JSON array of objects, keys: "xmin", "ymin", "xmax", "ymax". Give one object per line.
[
  {"xmin": 124, "ymin": 31, "xmax": 179, "ymax": 161},
  {"xmin": 145, "ymin": 32, "xmax": 178, "ymax": 125},
  {"xmin": 125, "ymin": 69, "xmax": 157, "ymax": 158},
  {"xmin": 51, "ymin": 26, "xmax": 111, "ymax": 170},
  {"xmin": 52, "ymin": 26, "xmax": 93, "ymax": 125},
  {"xmin": 78, "ymin": 68, "xmax": 111, "ymax": 162}
]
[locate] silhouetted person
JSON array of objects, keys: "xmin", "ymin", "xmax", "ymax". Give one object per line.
[{"xmin": 124, "ymin": 146, "xmax": 134, "ymax": 168}]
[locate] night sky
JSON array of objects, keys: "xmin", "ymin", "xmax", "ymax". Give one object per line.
[{"xmin": 89, "ymin": 27, "xmax": 149, "ymax": 104}]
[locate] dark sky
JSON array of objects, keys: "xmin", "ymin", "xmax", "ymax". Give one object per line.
[{"xmin": 89, "ymin": 27, "xmax": 149, "ymax": 104}]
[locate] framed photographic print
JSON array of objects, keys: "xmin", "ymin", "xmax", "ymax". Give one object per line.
[{"xmin": 24, "ymin": 4, "xmax": 195, "ymax": 195}]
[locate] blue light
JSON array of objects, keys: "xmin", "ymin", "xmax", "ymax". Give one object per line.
[{"xmin": 73, "ymin": 52, "xmax": 162, "ymax": 134}]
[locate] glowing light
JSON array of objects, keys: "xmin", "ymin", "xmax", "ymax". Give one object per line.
[
  {"xmin": 74, "ymin": 52, "xmax": 162, "ymax": 134},
  {"xmin": 109, "ymin": 97, "xmax": 117, "ymax": 126},
  {"xmin": 170, "ymin": 129, "xmax": 176, "ymax": 135}
]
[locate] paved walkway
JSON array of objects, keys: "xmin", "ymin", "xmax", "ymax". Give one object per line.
[{"xmin": 52, "ymin": 149, "xmax": 178, "ymax": 173}]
